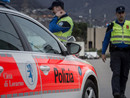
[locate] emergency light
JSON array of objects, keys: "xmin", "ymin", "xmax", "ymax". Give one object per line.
[{"xmin": 0, "ymin": 0, "xmax": 10, "ymax": 3}]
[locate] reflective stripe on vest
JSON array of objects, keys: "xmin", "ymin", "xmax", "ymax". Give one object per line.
[
  {"xmin": 53, "ymin": 16, "xmax": 73, "ymax": 42},
  {"xmin": 111, "ymin": 36, "xmax": 130, "ymax": 38},
  {"xmin": 111, "ymin": 40, "xmax": 130, "ymax": 44},
  {"xmin": 110, "ymin": 20, "xmax": 130, "ymax": 44},
  {"xmin": 55, "ymin": 35, "xmax": 71, "ymax": 41}
]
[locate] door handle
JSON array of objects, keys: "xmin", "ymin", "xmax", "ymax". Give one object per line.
[
  {"xmin": 40, "ymin": 66, "xmax": 50, "ymax": 75},
  {"xmin": 0, "ymin": 66, "xmax": 4, "ymax": 74},
  {"xmin": 40, "ymin": 66, "xmax": 50, "ymax": 71}
]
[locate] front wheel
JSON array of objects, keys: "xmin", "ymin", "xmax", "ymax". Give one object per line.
[{"xmin": 82, "ymin": 79, "xmax": 98, "ymax": 98}]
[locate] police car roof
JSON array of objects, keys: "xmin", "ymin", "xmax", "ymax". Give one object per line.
[{"xmin": 0, "ymin": 7, "xmax": 51, "ymax": 33}]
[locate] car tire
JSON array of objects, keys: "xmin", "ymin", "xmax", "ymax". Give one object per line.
[{"xmin": 82, "ymin": 79, "xmax": 98, "ymax": 98}]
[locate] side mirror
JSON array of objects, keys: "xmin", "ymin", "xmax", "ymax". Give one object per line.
[
  {"xmin": 67, "ymin": 36, "xmax": 76, "ymax": 42},
  {"xmin": 66, "ymin": 42, "xmax": 81, "ymax": 55}
]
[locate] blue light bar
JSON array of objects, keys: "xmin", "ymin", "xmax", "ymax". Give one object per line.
[{"xmin": 0, "ymin": 0, "xmax": 10, "ymax": 3}]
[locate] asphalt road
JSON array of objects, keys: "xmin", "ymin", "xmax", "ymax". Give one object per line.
[{"xmin": 86, "ymin": 58, "xmax": 130, "ymax": 98}]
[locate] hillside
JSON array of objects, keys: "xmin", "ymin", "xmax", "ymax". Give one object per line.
[{"xmin": 9, "ymin": 0, "xmax": 130, "ymax": 26}]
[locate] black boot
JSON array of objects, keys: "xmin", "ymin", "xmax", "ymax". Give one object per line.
[
  {"xmin": 120, "ymin": 94, "xmax": 127, "ymax": 98},
  {"xmin": 114, "ymin": 93, "xmax": 120, "ymax": 98}
]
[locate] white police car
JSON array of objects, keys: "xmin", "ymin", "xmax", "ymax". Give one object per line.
[{"xmin": 0, "ymin": 1, "xmax": 99, "ymax": 98}]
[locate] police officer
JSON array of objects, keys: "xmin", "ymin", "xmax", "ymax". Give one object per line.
[
  {"xmin": 102, "ymin": 6, "xmax": 130, "ymax": 98},
  {"xmin": 48, "ymin": 0, "xmax": 74, "ymax": 42}
]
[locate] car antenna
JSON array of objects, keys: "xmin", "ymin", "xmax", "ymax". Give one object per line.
[{"xmin": 0, "ymin": 1, "xmax": 16, "ymax": 10}]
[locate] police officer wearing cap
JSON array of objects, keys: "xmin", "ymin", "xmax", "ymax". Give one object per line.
[
  {"xmin": 102, "ymin": 6, "xmax": 130, "ymax": 98},
  {"xmin": 48, "ymin": 0, "xmax": 74, "ymax": 42}
]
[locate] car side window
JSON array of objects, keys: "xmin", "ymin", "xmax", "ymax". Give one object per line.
[
  {"xmin": 0, "ymin": 13, "xmax": 24, "ymax": 51},
  {"xmin": 12, "ymin": 15, "xmax": 61, "ymax": 54}
]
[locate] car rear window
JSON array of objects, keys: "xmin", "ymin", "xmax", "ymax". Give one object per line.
[{"xmin": 0, "ymin": 13, "xmax": 24, "ymax": 51}]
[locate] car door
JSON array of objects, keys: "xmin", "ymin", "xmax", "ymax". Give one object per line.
[
  {"xmin": 12, "ymin": 15, "xmax": 81, "ymax": 98},
  {"xmin": 34, "ymin": 54, "xmax": 81, "ymax": 98},
  {"xmin": 0, "ymin": 12, "xmax": 41, "ymax": 98}
]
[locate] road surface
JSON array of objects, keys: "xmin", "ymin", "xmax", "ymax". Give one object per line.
[{"xmin": 86, "ymin": 58, "xmax": 130, "ymax": 98}]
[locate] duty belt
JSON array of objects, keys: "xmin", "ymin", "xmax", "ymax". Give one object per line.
[{"xmin": 110, "ymin": 45, "xmax": 130, "ymax": 52}]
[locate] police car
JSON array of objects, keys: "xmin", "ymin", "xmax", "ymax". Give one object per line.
[{"xmin": 0, "ymin": 1, "xmax": 99, "ymax": 98}]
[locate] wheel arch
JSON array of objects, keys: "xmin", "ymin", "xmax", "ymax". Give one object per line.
[
  {"xmin": 81, "ymin": 69, "xmax": 99, "ymax": 98},
  {"xmin": 87, "ymin": 75, "xmax": 99, "ymax": 97}
]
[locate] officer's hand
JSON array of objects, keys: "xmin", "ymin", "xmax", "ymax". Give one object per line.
[
  {"xmin": 56, "ymin": 10, "xmax": 66, "ymax": 18},
  {"xmin": 102, "ymin": 54, "xmax": 106, "ymax": 63}
]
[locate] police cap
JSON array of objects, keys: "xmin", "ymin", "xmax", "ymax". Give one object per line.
[
  {"xmin": 116, "ymin": 6, "xmax": 125, "ymax": 13},
  {"xmin": 48, "ymin": 0, "xmax": 64, "ymax": 10}
]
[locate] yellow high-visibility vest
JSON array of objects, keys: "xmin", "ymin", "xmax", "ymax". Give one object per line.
[
  {"xmin": 111, "ymin": 20, "xmax": 130, "ymax": 44},
  {"xmin": 53, "ymin": 16, "xmax": 73, "ymax": 42}
]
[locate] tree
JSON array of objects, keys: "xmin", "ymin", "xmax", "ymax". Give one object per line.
[{"xmin": 72, "ymin": 22, "xmax": 88, "ymax": 43}]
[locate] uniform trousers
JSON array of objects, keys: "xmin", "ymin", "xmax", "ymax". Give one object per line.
[{"xmin": 110, "ymin": 51, "xmax": 130, "ymax": 95}]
